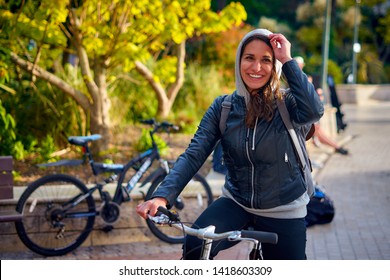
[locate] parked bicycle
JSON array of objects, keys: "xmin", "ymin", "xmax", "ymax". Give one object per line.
[
  {"xmin": 15, "ymin": 119, "xmax": 213, "ymax": 256},
  {"xmin": 149, "ymin": 207, "xmax": 278, "ymax": 260}
]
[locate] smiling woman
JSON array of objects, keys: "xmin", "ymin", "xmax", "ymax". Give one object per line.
[{"xmin": 136, "ymin": 29, "xmax": 324, "ymax": 260}]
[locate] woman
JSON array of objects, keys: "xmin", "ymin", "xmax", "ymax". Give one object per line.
[{"xmin": 136, "ymin": 29, "xmax": 324, "ymax": 260}]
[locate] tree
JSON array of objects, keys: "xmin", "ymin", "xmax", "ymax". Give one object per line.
[{"xmin": 0, "ymin": 0, "xmax": 246, "ymax": 151}]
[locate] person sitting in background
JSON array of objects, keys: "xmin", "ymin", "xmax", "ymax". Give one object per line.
[
  {"xmin": 312, "ymin": 88, "xmax": 349, "ymax": 155},
  {"xmin": 293, "ymin": 57, "xmax": 349, "ymax": 156}
]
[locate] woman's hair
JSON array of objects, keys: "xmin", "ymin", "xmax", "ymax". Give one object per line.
[{"xmin": 240, "ymin": 35, "xmax": 283, "ymax": 127}]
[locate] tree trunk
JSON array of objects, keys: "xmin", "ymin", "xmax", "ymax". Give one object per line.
[
  {"xmin": 135, "ymin": 41, "xmax": 186, "ymax": 118},
  {"xmin": 10, "ymin": 52, "xmax": 111, "ymax": 152},
  {"xmin": 91, "ymin": 59, "xmax": 111, "ymax": 152}
]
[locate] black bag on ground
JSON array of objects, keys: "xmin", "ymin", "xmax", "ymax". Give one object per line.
[{"xmin": 305, "ymin": 185, "xmax": 335, "ymax": 227}]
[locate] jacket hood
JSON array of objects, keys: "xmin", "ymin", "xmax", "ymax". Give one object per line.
[{"xmin": 235, "ymin": 29, "xmax": 282, "ymax": 106}]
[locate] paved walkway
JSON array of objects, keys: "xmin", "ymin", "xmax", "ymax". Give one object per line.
[
  {"xmin": 306, "ymin": 101, "xmax": 390, "ymax": 260},
  {"xmin": 1, "ymin": 102, "xmax": 390, "ymax": 260}
]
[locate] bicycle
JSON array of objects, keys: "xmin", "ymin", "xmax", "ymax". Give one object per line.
[
  {"xmin": 148, "ymin": 207, "xmax": 278, "ymax": 260},
  {"xmin": 15, "ymin": 119, "xmax": 213, "ymax": 256}
]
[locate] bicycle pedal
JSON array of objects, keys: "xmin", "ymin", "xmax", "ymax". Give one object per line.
[{"xmin": 101, "ymin": 225, "xmax": 114, "ymax": 233}]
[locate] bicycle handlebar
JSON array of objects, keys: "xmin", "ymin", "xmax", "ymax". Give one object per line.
[
  {"xmin": 150, "ymin": 207, "xmax": 278, "ymax": 245},
  {"xmin": 140, "ymin": 119, "xmax": 179, "ymax": 132}
]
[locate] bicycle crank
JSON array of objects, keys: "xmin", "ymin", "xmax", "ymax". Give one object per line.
[{"xmin": 100, "ymin": 202, "xmax": 120, "ymax": 224}]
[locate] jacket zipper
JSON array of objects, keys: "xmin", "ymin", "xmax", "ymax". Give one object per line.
[
  {"xmin": 245, "ymin": 128, "xmax": 255, "ymax": 208},
  {"xmin": 285, "ymin": 152, "xmax": 292, "ymax": 169}
]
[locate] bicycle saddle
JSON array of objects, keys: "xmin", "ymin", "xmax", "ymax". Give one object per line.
[{"xmin": 68, "ymin": 134, "xmax": 102, "ymax": 146}]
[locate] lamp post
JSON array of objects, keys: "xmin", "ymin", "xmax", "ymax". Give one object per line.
[
  {"xmin": 320, "ymin": 0, "xmax": 332, "ymax": 105},
  {"xmin": 351, "ymin": 0, "xmax": 361, "ymax": 84},
  {"xmin": 320, "ymin": 0, "xmax": 338, "ymax": 137}
]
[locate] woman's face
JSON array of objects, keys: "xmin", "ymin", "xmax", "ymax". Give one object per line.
[{"xmin": 240, "ymin": 39, "xmax": 274, "ymax": 93}]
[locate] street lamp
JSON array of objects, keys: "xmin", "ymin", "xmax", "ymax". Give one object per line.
[
  {"xmin": 320, "ymin": 0, "xmax": 332, "ymax": 105},
  {"xmin": 351, "ymin": 0, "xmax": 361, "ymax": 84}
]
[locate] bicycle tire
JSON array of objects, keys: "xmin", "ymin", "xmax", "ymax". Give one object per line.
[
  {"xmin": 15, "ymin": 174, "xmax": 96, "ymax": 256},
  {"xmin": 145, "ymin": 173, "xmax": 213, "ymax": 244}
]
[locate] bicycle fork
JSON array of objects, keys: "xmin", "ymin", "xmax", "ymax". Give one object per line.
[
  {"xmin": 229, "ymin": 235, "xmax": 263, "ymax": 260},
  {"xmin": 199, "ymin": 226, "xmax": 217, "ymax": 260}
]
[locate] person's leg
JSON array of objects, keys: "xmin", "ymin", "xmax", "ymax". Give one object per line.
[
  {"xmin": 183, "ymin": 197, "xmax": 251, "ymax": 259},
  {"xmin": 252, "ymin": 216, "xmax": 307, "ymax": 260},
  {"xmin": 314, "ymin": 124, "xmax": 339, "ymax": 149},
  {"xmin": 314, "ymin": 124, "xmax": 348, "ymax": 155}
]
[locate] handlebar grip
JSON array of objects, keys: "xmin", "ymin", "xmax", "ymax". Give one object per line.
[
  {"xmin": 241, "ymin": 230, "xmax": 278, "ymax": 244},
  {"xmin": 161, "ymin": 121, "xmax": 179, "ymax": 131}
]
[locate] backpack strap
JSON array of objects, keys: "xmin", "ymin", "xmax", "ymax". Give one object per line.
[
  {"xmin": 219, "ymin": 94, "xmax": 233, "ymax": 135},
  {"xmin": 276, "ymin": 98, "xmax": 307, "ymax": 171}
]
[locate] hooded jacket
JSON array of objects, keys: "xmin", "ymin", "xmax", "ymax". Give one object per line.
[{"xmin": 152, "ymin": 29, "xmax": 324, "ymax": 211}]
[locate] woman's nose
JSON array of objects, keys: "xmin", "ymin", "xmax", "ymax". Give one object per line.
[{"xmin": 253, "ymin": 61, "xmax": 261, "ymax": 72}]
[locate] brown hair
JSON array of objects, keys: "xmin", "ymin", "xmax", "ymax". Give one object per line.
[{"xmin": 240, "ymin": 35, "xmax": 283, "ymax": 128}]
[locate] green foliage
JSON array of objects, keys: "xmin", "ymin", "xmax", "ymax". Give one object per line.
[
  {"xmin": 213, "ymin": 0, "xmax": 298, "ymax": 27},
  {"xmin": 186, "ymin": 24, "xmax": 252, "ymax": 88},
  {"xmin": 134, "ymin": 128, "xmax": 168, "ymax": 156},
  {"xmin": 356, "ymin": 49, "xmax": 387, "ymax": 84},
  {"xmin": 378, "ymin": 12, "xmax": 390, "ymax": 44},
  {"xmin": 0, "ymin": 61, "xmax": 84, "ymax": 160},
  {"xmin": 294, "ymin": 0, "xmax": 390, "ymax": 84},
  {"xmin": 35, "ymin": 135, "xmax": 58, "ymax": 163},
  {"xmin": 12, "ymin": 141, "xmax": 26, "ymax": 161},
  {"xmin": 1, "ymin": 0, "xmax": 246, "ymax": 150},
  {"xmin": 109, "ymin": 66, "xmax": 158, "ymax": 125},
  {"xmin": 0, "ymin": 98, "xmax": 32, "ymax": 160},
  {"xmin": 304, "ymin": 54, "xmax": 343, "ymax": 85},
  {"xmin": 258, "ymin": 17, "xmax": 292, "ymax": 35},
  {"xmin": 172, "ymin": 62, "xmax": 224, "ymax": 133},
  {"xmin": 295, "ymin": 26, "xmax": 323, "ymax": 55},
  {"xmin": 0, "ymin": 99, "xmax": 17, "ymax": 155}
]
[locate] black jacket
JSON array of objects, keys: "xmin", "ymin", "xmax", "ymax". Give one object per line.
[{"xmin": 152, "ymin": 60, "xmax": 324, "ymax": 209}]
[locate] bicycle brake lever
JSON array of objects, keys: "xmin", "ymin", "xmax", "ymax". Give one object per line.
[
  {"xmin": 157, "ymin": 206, "xmax": 181, "ymax": 222},
  {"xmin": 147, "ymin": 214, "xmax": 170, "ymax": 224}
]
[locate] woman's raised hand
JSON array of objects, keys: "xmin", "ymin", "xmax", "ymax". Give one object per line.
[{"xmin": 268, "ymin": 33, "xmax": 292, "ymax": 65}]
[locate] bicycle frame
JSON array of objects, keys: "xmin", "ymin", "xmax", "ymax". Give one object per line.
[
  {"xmin": 111, "ymin": 147, "xmax": 169, "ymax": 204},
  {"xmin": 70, "ymin": 148, "xmax": 170, "ymax": 222},
  {"xmin": 38, "ymin": 121, "xmax": 174, "ymax": 220}
]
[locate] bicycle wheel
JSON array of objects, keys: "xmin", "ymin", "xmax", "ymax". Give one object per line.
[
  {"xmin": 145, "ymin": 173, "xmax": 213, "ymax": 244},
  {"xmin": 15, "ymin": 174, "xmax": 96, "ymax": 256}
]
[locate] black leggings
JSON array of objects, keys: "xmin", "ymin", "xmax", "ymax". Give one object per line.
[{"xmin": 183, "ymin": 197, "xmax": 307, "ymax": 260}]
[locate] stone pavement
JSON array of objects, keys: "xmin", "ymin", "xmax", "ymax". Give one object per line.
[{"xmin": 1, "ymin": 101, "xmax": 390, "ymax": 260}]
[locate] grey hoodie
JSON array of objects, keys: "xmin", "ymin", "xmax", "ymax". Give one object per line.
[{"xmin": 235, "ymin": 29, "xmax": 282, "ymax": 106}]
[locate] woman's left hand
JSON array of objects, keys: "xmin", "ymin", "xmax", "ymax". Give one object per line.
[{"xmin": 268, "ymin": 33, "xmax": 292, "ymax": 64}]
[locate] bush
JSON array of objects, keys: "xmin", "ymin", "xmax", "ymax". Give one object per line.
[
  {"xmin": 172, "ymin": 63, "xmax": 224, "ymax": 133},
  {"xmin": 134, "ymin": 128, "xmax": 168, "ymax": 156}
]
